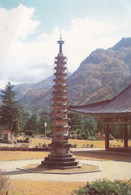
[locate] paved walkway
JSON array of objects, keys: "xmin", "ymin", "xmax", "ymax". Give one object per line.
[{"xmin": 0, "ymin": 158, "xmax": 131, "ymax": 182}]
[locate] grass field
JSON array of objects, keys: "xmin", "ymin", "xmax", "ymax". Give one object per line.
[
  {"xmin": 0, "ymin": 151, "xmax": 49, "ymax": 161},
  {"xmin": 7, "ymin": 180, "xmax": 85, "ymax": 195},
  {"xmin": 1, "ymin": 149, "xmax": 130, "ymax": 195},
  {"xmin": 0, "ymin": 138, "xmax": 131, "ymax": 194},
  {"xmin": 26, "ymin": 137, "xmax": 131, "ymax": 148},
  {"xmin": 0, "ymin": 138, "xmax": 131, "ymax": 161},
  {"xmin": 0, "ymin": 149, "xmax": 130, "ymax": 162}
]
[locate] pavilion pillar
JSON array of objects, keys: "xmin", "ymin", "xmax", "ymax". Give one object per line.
[
  {"xmin": 104, "ymin": 124, "xmax": 109, "ymax": 150},
  {"xmin": 123, "ymin": 124, "xmax": 128, "ymax": 147}
]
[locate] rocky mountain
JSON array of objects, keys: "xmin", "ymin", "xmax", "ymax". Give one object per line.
[
  {"xmin": 68, "ymin": 37, "xmax": 131, "ymax": 105},
  {"xmin": 14, "ymin": 75, "xmax": 54, "ymax": 98},
  {"xmin": 15, "ymin": 73, "xmax": 71, "ymax": 114},
  {"xmin": 15, "ymin": 37, "xmax": 131, "ymax": 114},
  {"xmin": 13, "ymin": 76, "xmax": 53, "ymax": 114}
]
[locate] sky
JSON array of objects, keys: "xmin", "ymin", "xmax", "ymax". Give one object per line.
[{"xmin": 0, "ymin": 0, "xmax": 131, "ymax": 88}]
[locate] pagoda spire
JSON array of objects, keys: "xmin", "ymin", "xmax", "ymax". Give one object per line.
[{"xmin": 57, "ymin": 33, "xmax": 64, "ymax": 55}]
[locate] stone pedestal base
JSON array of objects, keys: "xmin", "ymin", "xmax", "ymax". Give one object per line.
[{"xmin": 41, "ymin": 142, "xmax": 80, "ymax": 169}]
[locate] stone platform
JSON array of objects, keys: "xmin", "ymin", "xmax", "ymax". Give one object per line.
[{"xmin": 19, "ymin": 162, "xmax": 101, "ymax": 175}]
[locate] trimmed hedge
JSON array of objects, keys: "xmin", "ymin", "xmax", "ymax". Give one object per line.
[
  {"xmin": 0, "ymin": 146, "xmax": 49, "ymax": 151},
  {"xmin": 73, "ymin": 179, "xmax": 131, "ymax": 195}
]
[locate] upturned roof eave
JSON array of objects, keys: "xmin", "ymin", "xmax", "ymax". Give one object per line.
[
  {"xmin": 69, "ymin": 109, "xmax": 131, "ymax": 118},
  {"xmin": 69, "ymin": 83, "xmax": 131, "ymax": 116}
]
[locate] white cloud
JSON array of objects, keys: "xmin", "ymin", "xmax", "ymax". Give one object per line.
[
  {"xmin": 63, "ymin": 17, "xmax": 124, "ymax": 72},
  {"xmin": 0, "ymin": 4, "xmax": 131, "ymax": 88},
  {"xmin": 0, "ymin": 4, "xmax": 39, "ymax": 61}
]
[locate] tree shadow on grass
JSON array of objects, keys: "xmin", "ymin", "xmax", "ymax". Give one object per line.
[
  {"xmin": 2, "ymin": 169, "xmax": 31, "ymax": 176},
  {"xmin": 73, "ymin": 150, "xmax": 131, "ymax": 162}
]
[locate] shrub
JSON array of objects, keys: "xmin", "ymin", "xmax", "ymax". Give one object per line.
[
  {"xmin": 0, "ymin": 145, "xmax": 49, "ymax": 151},
  {"xmin": 71, "ymin": 144, "xmax": 77, "ymax": 148},
  {"xmin": 73, "ymin": 179, "xmax": 131, "ymax": 195},
  {"xmin": 0, "ymin": 170, "xmax": 9, "ymax": 194},
  {"xmin": 90, "ymin": 144, "xmax": 94, "ymax": 148},
  {"xmin": 88, "ymin": 136, "xmax": 96, "ymax": 141},
  {"xmin": 42, "ymin": 143, "xmax": 47, "ymax": 148},
  {"xmin": 85, "ymin": 144, "xmax": 89, "ymax": 148}
]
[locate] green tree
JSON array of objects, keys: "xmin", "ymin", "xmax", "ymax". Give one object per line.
[
  {"xmin": 19, "ymin": 110, "xmax": 30, "ymax": 132},
  {"xmin": 11, "ymin": 119, "xmax": 20, "ymax": 135},
  {"xmin": 24, "ymin": 114, "xmax": 39, "ymax": 135},
  {"xmin": 39, "ymin": 112, "xmax": 51, "ymax": 136},
  {"xmin": 69, "ymin": 112, "xmax": 84, "ymax": 138},
  {"xmin": 83, "ymin": 118, "xmax": 97, "ymax": 139},
  {"xmin": 0, "ymin": 82, "xmax": 21, "ymax": 129},
  {"xmin": 110, "ymin": 125, "xmax": 123, "ymax": 139},
  {"xmin": 97, "ymin": 120, "xmax": 104, "ymax": 134}
]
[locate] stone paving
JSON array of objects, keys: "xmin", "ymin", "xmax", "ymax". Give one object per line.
[{"xmin": 0, "ymin": 157, "xmax": 131, "ymax": 182}]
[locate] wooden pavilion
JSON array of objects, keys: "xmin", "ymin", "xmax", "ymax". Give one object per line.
[{"xmin": 70, "ymin": 84, "xmax": 131, "ymax": 152}]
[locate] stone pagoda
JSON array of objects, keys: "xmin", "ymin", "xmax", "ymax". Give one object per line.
[{"xmin": 41, "ymin": 35, "xmax": 79, "ymax": 169}]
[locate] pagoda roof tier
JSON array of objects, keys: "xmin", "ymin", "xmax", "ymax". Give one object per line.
[
  {"xmin": 52, "ymin": 120, "xmax": 69, "ymax": 123},
  {"xmin": 51, "ymin": 110, "xmax": 69, "ymax": 115},
  {"xmin": 53, "ymin": 99, "xmax": 68, "ymax": 103},
  {"xmin": 54, "ymin": 59, "xmax": 67, "ymax": 66},
  {"xmin": 53, "ymin": 102, "xmax": 68, "ymax": 106},
  {"xmin": 52, "ymin": 126, "xmax": 69, "ymax": 130},
  {"xmin": 53, "ymin": 85, "xmax": 67, "ymax": 90},
  {"xmin": 53, "ymin": 79, "xmax": 67, "ymax": 82},
  {"xmin": 52, "ymin": 117, "xmax": 69, "ymax": 120},
  {"xmin": 54, "ymin": 62, "xmax": 67, "ymax": 66},
  {"xmin": 53, "ymin": 83, "xmax": 67, "ymax": 86},
  {"xmin": 54, "ymin": 72, "xmax": 67, "ymax": 76},
  {"xmin": 52, "ymin": 108, "xmax": 68, "ymax": 113},
  {"xmin": 55, "ymin": 56, "xmax": 67, "ymax": 60},
  {"xmin": 54, "ymin": 69, "xmax": 67, "ymax": 73},
  {"xmin": 53, "ymin": 90, "xmax": 67, "ymax": 93},
  {"xmin": 53, "ymin": 97, "xmax": 68, "ymax": 100},
  {"xmin": 70, "ymin": 84, "xmax": 131, "ymax": 118},
  {"xmin": 54, "ymin": 66, "xmax": 67, "ymax": 69},
  {"xmin": 52, "ymin": 103, "xmax": 68, "ymax": 107},
  {"xmin": 53, "ymin": 85, "xmax": 67, "ymax": 89},
  {"xmin": 52, "ymin": 94, "xmax": 67, "ymax": 98}
]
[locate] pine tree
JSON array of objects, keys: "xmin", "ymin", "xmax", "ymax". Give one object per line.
[{"xmin": 0, "ymin": 82, "xmax": 21, "ymax": 129}]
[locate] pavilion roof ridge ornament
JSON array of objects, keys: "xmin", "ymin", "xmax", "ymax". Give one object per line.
[{"xmin": 57, "ymin": 33, "xmax": 64, "ymax": 55}]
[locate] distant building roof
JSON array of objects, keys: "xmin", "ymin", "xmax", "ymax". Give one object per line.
[{"xmin": 70, "ymin": 84, "xmax": 131, "ymax": 117}]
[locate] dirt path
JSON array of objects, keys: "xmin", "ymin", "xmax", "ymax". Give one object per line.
[{"xmin": 0, "ymin": 159, "xmax": 131, "ymax": 182}]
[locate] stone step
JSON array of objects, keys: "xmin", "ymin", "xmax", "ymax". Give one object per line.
[
  {"xmin": 45, "ymin": 156, "xmax": 76, "ymax": 162},
  {"xmin": 43, "ymin": 160, "xmax": 79, "ymax": 167},
  {"xmin": 48, "ymin": 153, "xmax": 74, "ymax": 158}
]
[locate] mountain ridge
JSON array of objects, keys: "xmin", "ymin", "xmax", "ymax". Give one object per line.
[{"xmin": 13, "ymin": 37, "xmax": 131, "ymax": 114}]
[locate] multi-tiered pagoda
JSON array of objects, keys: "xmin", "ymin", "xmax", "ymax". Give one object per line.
[{"xmin": 41, "ymin": 35, "xmax": 79, "ymax": 169}]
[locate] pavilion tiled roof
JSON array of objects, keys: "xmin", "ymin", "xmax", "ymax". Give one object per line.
[{"xmin": 69, "ymin": 84, "xmax": 131, "ymax": 117}]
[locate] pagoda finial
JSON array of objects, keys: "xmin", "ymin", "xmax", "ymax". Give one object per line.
[
  {"xmin": 60, "ymin": 33, "xmax": 62, "ymax": 40},
  {"xmin": 57, "ymin": 34, "xmax": 64, "ymax": 54}
]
